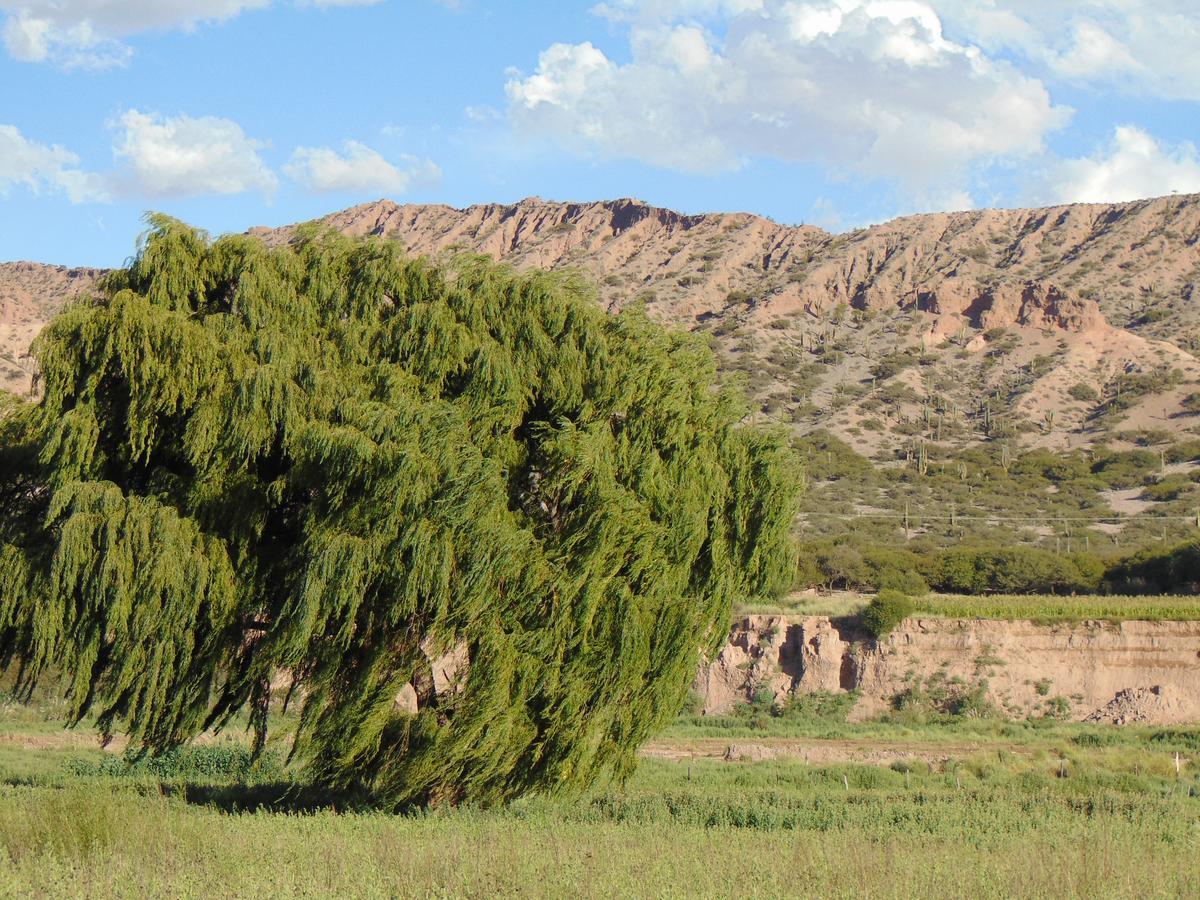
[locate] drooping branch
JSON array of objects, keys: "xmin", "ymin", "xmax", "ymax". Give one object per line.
[{"xmin": 0, "ymin": 214, "xmax": 799, "ymax": 807}]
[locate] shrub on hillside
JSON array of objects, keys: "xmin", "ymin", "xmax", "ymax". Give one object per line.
[
  {"xmin": 1067, "ymin": 382, "xmax": 1100, "ymax": 403},
  {"xmin": 1091, "ymin": 450, "xmax": 1161, "ymax": 489}
]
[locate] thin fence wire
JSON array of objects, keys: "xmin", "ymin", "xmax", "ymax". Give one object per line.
[{"xmin": 799, "ymin": 512, "xmax": 1200, "ymax": 524}]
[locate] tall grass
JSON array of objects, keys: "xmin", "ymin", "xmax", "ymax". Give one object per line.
[{"xmin": 0, "ymin": 754, "xmax": 1196, "ymax": 898}]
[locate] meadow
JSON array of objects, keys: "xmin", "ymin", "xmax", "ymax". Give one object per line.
[{"xmin": 1, "ymin": 692, "xmax": 1197, "ymax": 898}]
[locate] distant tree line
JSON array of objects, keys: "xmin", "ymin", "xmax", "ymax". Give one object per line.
[{"xmin": 796, "ymin": 537, "xmax": 1200, "ymax": 596}]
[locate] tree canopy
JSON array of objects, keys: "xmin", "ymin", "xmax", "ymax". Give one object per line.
[{"xmin": 0, "ymin": 216, "xmax": 798, "ymax": 806}]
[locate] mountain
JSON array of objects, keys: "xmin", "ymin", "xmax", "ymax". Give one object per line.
[
  {"xmin": 0, "ymin": 262, "xmax": 104, "ymax": 396},
  {"xmin": 5, "ymin": 195, "xmax": 1200, "ymax": 454}
]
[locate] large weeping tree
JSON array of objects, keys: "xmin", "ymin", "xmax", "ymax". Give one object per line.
[{"xmin": 0, "ymin": 216, "xmax": 797, "ymax": 806}]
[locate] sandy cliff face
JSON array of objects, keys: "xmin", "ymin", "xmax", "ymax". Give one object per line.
[{"xmin": 694, "ymin": 615, "xmax": 1200, "ymax": 725}]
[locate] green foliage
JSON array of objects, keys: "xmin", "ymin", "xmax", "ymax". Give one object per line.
[
  {"xmin": 1090, "ymin": 449, "xmax": 1161, "ymax": 489},
  {"xmin": 925, "ymin": 547, "xmax": 1102, "ymax": 595},
  {"xmin": 776, "ymin": 690, "xmax": 858, "ymax": 724},
  {"xmin": 794, "ymin": 537, "xmax": 927, "ymax": 594},
  {"xmin": 0, "ymin": 216, "xmax": 799, "ymax": 808},
  {"xmin": 888, "ymin": 671, "xmax": 995, "ymax": 720},
  {"xmin": 68, "ymin": 744, "xmax": 284, "ymax": 781},
  {"xmin": 871, "ymin": 350, "xmax": 918, "ymax": 380},
  {"xmin": 860, "ymin": 590, "xmax": 914, "ymax": 639},
  {"xmin": 1067, "ymin": 382, "xmax": 1099, "ymax": 403},
  {"xmin": 1105, "ymin": 540, "xmax": 1200, "ymax": 595},
  {"xmin": 910, "ymin": 593, "xmax": 1200, "ymax": 623}
]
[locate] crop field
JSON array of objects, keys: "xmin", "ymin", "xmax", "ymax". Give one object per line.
[
  {"xmin": 1, "ymin": 695, "xmax": 1198, "ymax": 898},
  {"xmin": 741, "ymin": 591, "xmax": 1200, "ymax": 623},
  {"xmin": 913, "ymin": 593, "xmax": 1200, "ymax": 623}
]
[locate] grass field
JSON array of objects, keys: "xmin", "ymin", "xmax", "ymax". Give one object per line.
[
  {"xmin": 1, "ymin": 693, "xmax": 1198, "ymax": 898},
  {"xmin": 913, "ymin": 592, "xmax": 1200, "ymax": 623},
  {"xmin": 740, "ymin": 591, "xmax": 1200, "ymax": 623}
]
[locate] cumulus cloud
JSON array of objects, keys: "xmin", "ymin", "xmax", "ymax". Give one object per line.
[
  {"xmin": 0, "ymin": 124, "xmax": 107, "ymax": 202},
  {"xmin": 0, "ymin": 0, "xmax": 379, "ymax": 67},
  {"xmin": 936, "ymin": 1, "xmax": 1200, "ymax": 102},
  {"xmin": 597, "ymin": 0, "xmax": 1200, "ymax": 101},
  {"xmin": 1045, "ymin": 127, "xmax": 1200, "ymax": 205},
  {"xmin": 111, "ymin": 110, "xmax": 277, "ymax": 198},
  {"xmin": 284, "ymin": 141, "xmax": 441, "ymax": 194},
  {"xmin": 507, "ymin": 1, "xmax": 1067, "ymax": 202},
  {"xmin": 2, "ymin": 12, "xmax": 130, "ymax": 68}
]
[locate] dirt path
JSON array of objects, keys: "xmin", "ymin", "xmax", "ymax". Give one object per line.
[
  {"xmin": 0, "ymin": 728, "xmax": 127, "ymax": 752},
  {"xmin": 641, "ymin": 737, "xmax": 1038, "ymax": 767}
]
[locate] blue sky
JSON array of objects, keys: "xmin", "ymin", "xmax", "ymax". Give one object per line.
[{"xmin": 3, "ymin": 0, "xmax": 1200, "ymax": 266}]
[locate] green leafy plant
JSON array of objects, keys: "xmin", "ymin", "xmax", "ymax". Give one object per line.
[
  {"xmin": 0, "ymin": 216, "xmax": 799, "ymax": 809},
  {"xmin": 861, "ymin": 590, "xmax": 915, "ymax": 639}
]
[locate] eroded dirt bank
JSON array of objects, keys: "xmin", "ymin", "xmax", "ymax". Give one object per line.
[{"xmin": 693, "ymin": 616, "xmax": 1200, "ymax": 725}]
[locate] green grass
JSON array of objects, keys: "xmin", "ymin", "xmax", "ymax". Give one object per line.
[
  {"xmin": 741, "ymin": 591, "xmax": 1200, "ymax": 623},
  {"xmin": 0, "ymin": 707, "xmax": 1198, "ymax": 897},
  {"xmin": 737, "ymin": 591, "xmax": 869, "ymax": 617},
  {"xmin": 912, "ymin": 592, "xmax": 1200, "ymax": 623}
]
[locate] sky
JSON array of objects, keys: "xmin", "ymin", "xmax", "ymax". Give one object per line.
[{"xmin": 2, "ymin": 0, "xmax": 1200, "ymax": 267}]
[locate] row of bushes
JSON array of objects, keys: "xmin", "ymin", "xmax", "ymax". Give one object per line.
[
  {"xmin": 795, "ymin": 537, "xmax": 1200, "ymax": 596},
  {"xmin": 1106, "ymin": 541, "xmax": 1200, "ymax": 595}
]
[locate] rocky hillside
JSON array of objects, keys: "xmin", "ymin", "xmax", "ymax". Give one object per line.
[
  {"xmin": 0, "ymin": 262, "xmax": 103, "ymax": 395},
  {"xmin": 5, "ymin": 194, "xmax": 1200, "ymax": 453}
]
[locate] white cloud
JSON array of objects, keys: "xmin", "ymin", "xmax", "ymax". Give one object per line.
[
  {"xmin": 591, "ymin": 1, "xmax": 1200, "ymax": 102},
  {"xmin": 507, "ymin": 1, "xmax": 1067, "ymax": 202},
  {"xmin": 0, "ymin": 1, "xmax": 270, "ymax": 34},
  {"xmin": 1046, "ymin": 126, "xmax": 1200, "ymax": 205},
  {"xmin": 463, "ymin": 105, "xmax": 501, "ymax": 124},
  {"xmin": 284, "ymin": 140, "xmax": 441, "ymax": 194},
  {"xmin": 2, "ymin": 12, "xmax": 130, "ymax": 68},
  {"xmin": 936, "ymin": 1, "xmax": 1200, "ymax": 102},
  {"xmin": 0, "ymin": 0, "xmax": 384, "ymax": 66},
  {"xmin": 0, "ymin": 124, "xmax": 107, "ymax": 202},
  {"xmin": 111, "ymin": 110, "xmax": 277, "ymax": 198}
]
